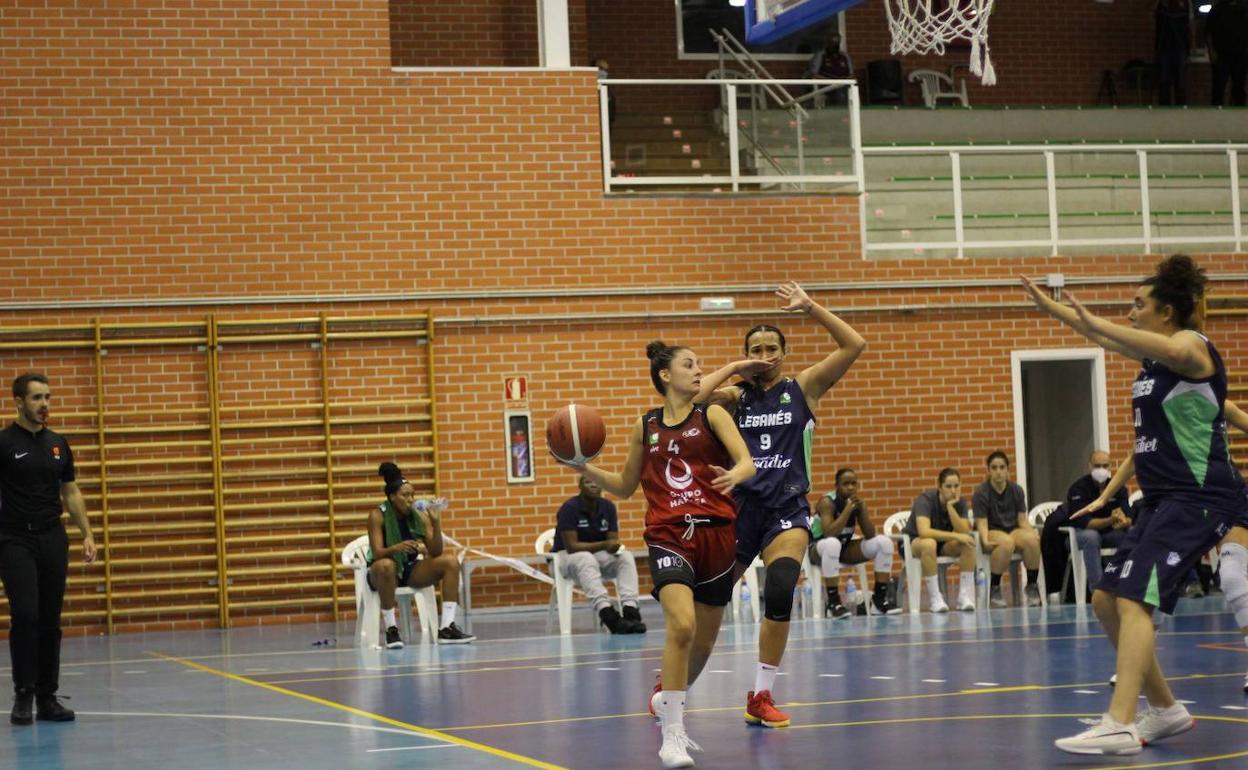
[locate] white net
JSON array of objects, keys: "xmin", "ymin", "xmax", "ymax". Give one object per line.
[{"xmin": 884, "ymin": 0, "xmax": 997, "ymax": 85}]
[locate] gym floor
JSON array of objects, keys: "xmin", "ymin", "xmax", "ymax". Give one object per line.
[{"xmin": 6, "ymin": 600, "xmax": 1248, "ymax": 770}]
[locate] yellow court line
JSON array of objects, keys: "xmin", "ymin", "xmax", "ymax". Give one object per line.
[
  {"xmin": 263, "ymin": 628, "xmax": 1243, "ymax": 685},
  {"xmin": 149, "ymin": 652, "xmax": 566, "ymax": 770},
  {"xmin": 440, "ymin": 671, "xmax": 1246, "ymax": 732}
]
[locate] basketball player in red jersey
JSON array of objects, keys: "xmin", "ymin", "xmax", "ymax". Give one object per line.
[{"xmin": 569, "ymin": 341, "xmax": 756, "ymax": 769}]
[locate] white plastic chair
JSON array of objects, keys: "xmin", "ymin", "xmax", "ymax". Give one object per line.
[
  {"xmin": 908, "ymin": 67, "xmax": 969, "ymax": 108},
  {"xmin": 731, "ymin": 556, "xmax": 764, "ymax": 623},
  {"xmin": 536, "ymin": 527, "xmax": 626, "ymax": 635},
  {"xmin": 803, "ymin": 541, "xmax": 868, "ymax": 619},
  {"xmin": 885, "ymin": 510, "xmax": 959, "ymax": 614},
  {"xmin": 342, "ymin": 534, "xmax": 438, "ymax": 647},
  {"xmin": 973, "ymin": 506, "xmax": 1049, "ymax": 609}
]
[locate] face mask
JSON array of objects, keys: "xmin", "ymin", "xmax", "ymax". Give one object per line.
[{"xmin": 1091, "ymin": 467, "xmax": 1111, "ymax": 484}]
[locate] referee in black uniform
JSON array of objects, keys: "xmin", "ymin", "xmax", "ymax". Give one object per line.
[{"xmin": 1, "ymin": 373, "xmax": 96, "ymax": 725}]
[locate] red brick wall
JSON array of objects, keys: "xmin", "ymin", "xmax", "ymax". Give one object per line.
[
  {"xmin": 390, "ymin": 0, "xmax": 588, "ymax": 67},
  {"xmin": 1, "ymin": 1, "xmax": 1244, "ymax": 635}
]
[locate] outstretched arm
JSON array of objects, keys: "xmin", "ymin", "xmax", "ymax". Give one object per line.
[
  {"xmin": 693, "ymin": 358, "xmax": 776, "ymax": 410},
  {"xmin": 780, "ymin": 282, "xmax": 866, "ymax": 410},
  {"xmin": 575, "ymin": 418, "xmax": 645, "ymax": 499},
  {"xmin": 1021, "ymin": 276, "xmax": 1136, "ymax": 358},
  {"xmin": 1063, "ymin": 291, "xmax": 1212, "ymax": 378},
  {"xmin": 705, "ymin": 404, "xmax": 756, "ymax": 494},
  {"xmin": 1225, "ymin": 400, "xmax": 1248, "ymax": 434}
]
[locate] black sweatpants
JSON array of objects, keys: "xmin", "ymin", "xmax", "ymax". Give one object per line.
[{"xmin": 0, "ymin": 525, "xmax": 69, "ymax": 696}]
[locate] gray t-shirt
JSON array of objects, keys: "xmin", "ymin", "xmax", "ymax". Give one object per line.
[
  {"xmin": 904, "ymin": 489, "xmax": 968, "ymax": 537},
  {"xmin": 972, "ymin": 480, "xmax": 1028, "ymax": 532}
]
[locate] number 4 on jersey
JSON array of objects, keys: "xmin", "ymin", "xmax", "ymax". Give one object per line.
[{"xmin": 668, "ymin": 439, "xmax": 680, "ymax": 454}]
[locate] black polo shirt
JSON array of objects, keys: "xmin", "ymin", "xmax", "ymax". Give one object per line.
[
  {"xmin": 1064, "ymin": 474, "xmax": 1130, "ymax": 529},
  {"xmin": 0, "ymin": 422, "xmax": 75, "ymax": 529},
  {"xmin": 552, "ymin": 495, "xmax": 618, "ymax": 552}
]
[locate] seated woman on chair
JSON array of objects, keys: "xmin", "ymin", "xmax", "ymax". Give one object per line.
[
  {"xmin": 810, "ymin": 467, "xmax": 901, "ymax": 617},
  {"xmin": 904, "ymin": 468, "xmax": 977, "ymax": 613},
  {"xmin": 367, "ymin": 462, "xmax": 474, "ymax": 647}
]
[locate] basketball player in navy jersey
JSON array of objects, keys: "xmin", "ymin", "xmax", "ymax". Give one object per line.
[
  {"xmin": 695, "ymin": 281, "xmax": 866, "ymax": 728},
  {"xmin": 570, "ymin": 341, "xmax": 755, "ymax": 769},
  {"xmin": 1024, "ymin": 255, "xmax": 1243, "ymax": 755}
]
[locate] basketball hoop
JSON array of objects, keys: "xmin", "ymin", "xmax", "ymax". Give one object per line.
[{"xmin": 883, "ymin": 0, "xmax": 997, "ymax": 85}]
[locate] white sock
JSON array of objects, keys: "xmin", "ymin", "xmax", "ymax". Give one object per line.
[
  {"xmin": 924, "ymin": 575, "xmax": 939, "ymax": 598},
  {"xmin": 382, "ymin": 607, "xmax": 397, "ymax": 628},
  {"xmin": 754, "ymin": 663, "xmax": 778, "ymax": 694},
  {"xmin": 440, "ymin": 601, "xmax": 458, "ymax": 629},
  {"xmin": 661, "ymin": 690, "xmax": 687, "ymax": 728},
  {"xmin": 959, "ymin": 572, "xmax": 974, "ymax": 597}
]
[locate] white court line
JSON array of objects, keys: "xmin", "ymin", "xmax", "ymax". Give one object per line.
[
  {"xmin": 595, "ymin": 667, "xmax": 620, "ymax": 671},
  {"xmin": 539, "ymin": 667, "xmax": 563, "ymax": 671},
  {"xmin": 1177, "ymin": 699, "xmax": 1197, "ymax": 704},
  {"xmin": 971, "ymin": 682, "xmax": 999, "ymax": 687},
  {"xmin": 819, "ymin": 674, "xmax": 843, "ymax": 678},
  {"xmin": 366, "ymin": 745, "xmax": 458, "ymax": 753},
  {"xmin": 1073, "ymin": 690, "xmax": 1099, "ymax": 694},
  {"xmin": 62, "ymin": 671, "xmax": 85, "ymax": 676},
  {"xmin": 708, "ymin": 670, "xmax": 734, "ymax": 674},
  {"xmin": 870, "ymin": 676, "xmax": 895, "ymax": 680},
  {"xmin": 1219, "ymin": 705, "xmax": 1248, "ymax": 711},
  {"xmin": 921, "ymin": 679, "xmax": 945, "ymax": 683},
  {"xmin": 75, "ymin": 711, "xmax": 452, "ymax": 740}
]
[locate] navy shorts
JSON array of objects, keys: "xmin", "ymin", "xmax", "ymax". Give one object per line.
[
  {"xmin": 734, "ymin": 495, "xmax": 813, "ymax": 566},
  {"xmin": 367, "ymin": 555, "xmax": 420, "ymax": 591},
  {"xmin": 646, "ymin": 519, "xmax": 736, "ymax": 607},
  {"xmin": 1097, "ymin": 497, "xmax": 1234, "ymax": 614}
]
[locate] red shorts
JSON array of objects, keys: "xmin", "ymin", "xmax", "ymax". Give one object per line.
[{"xmin": 644, "ymin": 518, "xmax": 736, "ymax": 607}]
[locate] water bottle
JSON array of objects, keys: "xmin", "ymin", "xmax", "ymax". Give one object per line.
[
  {"xmin": 845, "ymin": 577, "xmax": 858, "ymax": 614},
  {"xmin": 740, "ymin": 583, "xmax": 752, "ymax": 620},
  {"xmin": 801, "ymin": 581, "xmax": 812, "ymax": 614},
  {"xmin": 975, "ymin": 569, "xmax": 987, "ymax": 604}
]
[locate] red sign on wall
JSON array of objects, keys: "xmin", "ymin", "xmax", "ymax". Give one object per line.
[{"xmin": 504, "ymin": 376, "xmax": 528, "ymax": 404}]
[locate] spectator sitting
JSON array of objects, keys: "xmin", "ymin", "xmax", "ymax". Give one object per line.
[
  {"xmin": 367, "ymin": 462, "xmax": 474, "ymax": 647},
  {"xmin": 554, "ymin": 476, "xmax": 645, "ymax": 634},
  {"xmin": 1064, "ymin": 450, "xmax": 1132, "ymax": 602},
  {"xmin": 810, "ymin": 467, "xmax": 901, "ymax": 617},
  {"xmin": 904, "ymin": 467, "xmax": 978, "ymax": 612},
  {"xmin": 805, "ymin": 29, "xmax": 853, "ymax": 107},
  {"xmin": 973, "ymin": 450, "xmax": 1043, "ymax": 607}
]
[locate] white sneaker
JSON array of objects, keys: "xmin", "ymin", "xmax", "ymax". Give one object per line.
[
  {"xmin": 659, "ymin": 724, "xmax": 701, "ymax": 768},
  {"xmin": 1054, "ymin": 715, "xmax": 1142, "ymax": 755},
  {"xmin": 1136, "ymin": 703, "xmax": 1193, "ymax": 745},
  {"xmin": 929, "ymin": 593, "xmax": 949, "ymax": 613},
  {"xmin": 956, "ymin": 591, "xmax": 976, "ymax": 612}
]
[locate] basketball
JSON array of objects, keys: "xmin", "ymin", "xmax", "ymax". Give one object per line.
[{"xmin": 546, "ymin": 404, "xmax": 606, "ymax": 465}]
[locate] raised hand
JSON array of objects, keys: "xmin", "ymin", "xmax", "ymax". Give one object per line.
[
  {"xmin": 776, "ymin": 281, "xmax": 813, "ymax": 313},
  {"xmin": 1064, "ymin": 291, "xmax": 1097, "ymax": 333},
  {"xmin": 1021, "ymin": 276, "xmax": 1050, "ymax": 310}
]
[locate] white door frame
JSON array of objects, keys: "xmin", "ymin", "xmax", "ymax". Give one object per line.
[{"xmin": 1010, "ymin": 347, "xmax": 1110, "ymax": 498}]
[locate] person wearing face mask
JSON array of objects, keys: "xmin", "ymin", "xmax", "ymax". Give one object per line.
[{"xmin": 1063, "ymin": 451, "xmax": 1133, "ymax": 603}]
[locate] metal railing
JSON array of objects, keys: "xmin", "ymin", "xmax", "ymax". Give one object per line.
[
  {"xmin": 599, "ymin": 78, "xmax": 862, "ymax": 193},
  {"xmin": 861, "ymin": 143, "xmax": 1247, "ymax": 258}
]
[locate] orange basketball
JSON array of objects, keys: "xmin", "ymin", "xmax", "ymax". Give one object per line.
[{"xmin": 546, "ymin": 404, "xmax": 606, "ymax": 465}]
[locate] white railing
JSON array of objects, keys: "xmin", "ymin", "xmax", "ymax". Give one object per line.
[
  {"xmin": 600, "ymin": 78, "xmax": 862, "ymax": 194},
  {"xmin": 862, "ymin": 143, "xmax": 1247, "ymax": 258}
]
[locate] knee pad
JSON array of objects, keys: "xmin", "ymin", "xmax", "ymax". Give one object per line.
[
  {"xmin": 1219, "ymin": 542, "xmax": 1248, "ymax": 628},
  {"xmin": 863, "ymin": 534, "xmax": 894, "ymax": 572},
  {"xmin": 763, "ymin": 557, "xmax": 801, "ymax": 622},
  {"xmin": 815, "ymin": 538, "xmax": 842, "ymax": 577}
]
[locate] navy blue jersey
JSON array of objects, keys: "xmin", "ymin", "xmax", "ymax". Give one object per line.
[
  {"xmin": 812, "ymin": 492, "xmax": 861, "ymax": 545},
  {"xmin": 732, "ymin": 378, "xmax": 816, "ymax": 506},
  {"xmin": 1132, "ymin": 332, "xmax": 1243, "ymax": 510}
]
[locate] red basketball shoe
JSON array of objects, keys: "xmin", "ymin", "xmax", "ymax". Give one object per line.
[{"xmin": 744, "ymin": 690, "xmax": 790, "ymax": 728}]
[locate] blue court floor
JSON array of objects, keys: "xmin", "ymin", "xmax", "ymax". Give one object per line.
[{"xmin": 4, "ymin": 599, "xmax": 1248, "ymax": 770}]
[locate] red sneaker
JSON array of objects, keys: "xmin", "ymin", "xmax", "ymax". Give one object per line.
[
  {"xmin": 744, "ymin": 690, "xmax": 790, "ymax": 728},
  {"xmin": 648, "ymin": 675, "xmax": 662, "ymax": 719}
]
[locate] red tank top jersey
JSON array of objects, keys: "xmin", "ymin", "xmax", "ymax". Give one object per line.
[{"xmin": 639, "ymin": 404, "xmax": 738, "ymax": 527}]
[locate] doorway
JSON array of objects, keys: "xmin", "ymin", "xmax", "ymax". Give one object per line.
[{"xmin": 1011, "ymin": 348, "xmax": 1110, "ymax": 507}]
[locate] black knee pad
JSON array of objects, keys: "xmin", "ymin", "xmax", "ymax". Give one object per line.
[{"xmin": 763, "ymin": 557, "xmax": 801, "ymax": 622}]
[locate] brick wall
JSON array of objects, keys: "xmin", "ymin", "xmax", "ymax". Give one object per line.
[
  {"xmin": 390, "ymin": 0, "xmax": 588, "ymax": 67},
  {"xmin": 1, "ymin": 1, "xmax": 1244, "ymax": 635}
]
